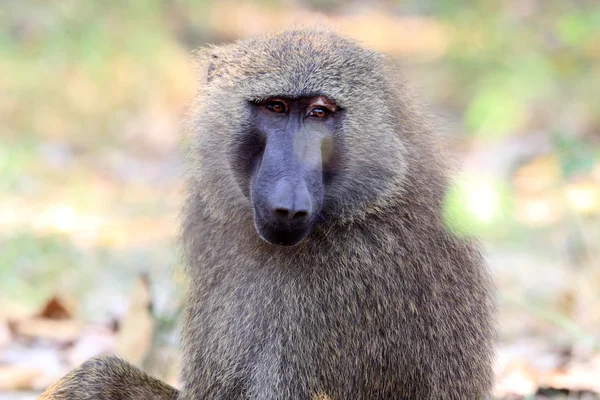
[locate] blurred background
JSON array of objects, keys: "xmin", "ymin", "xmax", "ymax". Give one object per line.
[{"xmin": 1, "ymin": 0, "xmax": 599, "ymax": 398}]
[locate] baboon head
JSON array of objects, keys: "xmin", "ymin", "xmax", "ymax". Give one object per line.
[{"xmin": 188, "ymin": 29, "xmax": 407, "ymax": 246}]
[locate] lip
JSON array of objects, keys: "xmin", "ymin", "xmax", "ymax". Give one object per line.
[{"xmin": 253, "ymin": 209, "xmax": 312, "ymax": 246}]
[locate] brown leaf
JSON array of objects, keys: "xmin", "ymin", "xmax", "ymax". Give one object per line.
[
  {"xmin": 0, "ymin": 364, "xmax": 43, "ymax": 390},
  {"xmin": 37, "ymin": 296, "xmax": 76, "ymax": 320},
  {"xmin": 0, "ymin": 321, "xmax": 11, "ymax": 347},
  {"xmin": 542, "ymin": 358, "xmax": 600, "ymax": 393},
  {"xmin": 12, "ymin": 318, "xmax": 83, "ymax": 343},
  {"xmin": 115, "ymin": 274, "xmax": 154, "ymax": 367},
  {"xmin": 494, "ymin": 360, "xmax": 538, "ymax": 397}
]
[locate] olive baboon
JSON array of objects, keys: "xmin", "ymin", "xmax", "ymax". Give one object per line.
[{"xmin": 41, "ymin": 28, "xmax": 496, "ymax": 400}]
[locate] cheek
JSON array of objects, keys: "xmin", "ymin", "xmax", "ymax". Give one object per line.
[
  {"xmin": 321, "ymin": 133, "xmax": 345, "ymax": 188},
  {"xmin": 228, "ymin": 129, "xmax": 266, "ymax": 199}
]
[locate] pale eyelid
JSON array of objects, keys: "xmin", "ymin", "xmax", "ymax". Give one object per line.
[{"xmin": 310, "ymin": 98, "xmax": 337, "ymax": 113}]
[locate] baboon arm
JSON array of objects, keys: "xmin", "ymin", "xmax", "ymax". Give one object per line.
[{"xmin": 39, "ymin": 354, "xmax": 178, "ymax": 400}]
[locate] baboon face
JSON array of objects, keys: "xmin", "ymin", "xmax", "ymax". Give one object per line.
[
  {"xmin": 194, "ymin": 30, "xmax": 406, "ymax": 246},
  {"xmin": 231, "ymin": 95, "xmax": 342, "ymax": 246}
]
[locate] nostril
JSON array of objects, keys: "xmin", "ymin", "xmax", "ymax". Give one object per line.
[
  {"xmin": 291, "ymin": 210, "xmax": 309, "ymax": 220},
  {"xmin": 275, "ymin": 208, "xmax": 290, "ymax": 218},
  {"xmin": 273, "ymin": 208, "xmax": 309, "ymax": 221}
]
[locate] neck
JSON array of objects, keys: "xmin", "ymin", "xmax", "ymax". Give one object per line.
[{"xmin": 181, "ymin": 185, "xmax": 444, "ymax": 284}]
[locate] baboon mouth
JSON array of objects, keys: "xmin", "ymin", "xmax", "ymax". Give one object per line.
[
  {"xmin": 253, "ymin": 217, "xmax": 312, "ymax": 247},
  {"xmin": 260, "ymin": 225, "xmax": 311, "ymax": 246}
]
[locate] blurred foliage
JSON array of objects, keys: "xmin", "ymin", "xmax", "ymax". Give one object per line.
[
  {"xmin": 1, "ymin": 0, "xmax": 196, "ymax": 151},
  {"xmin": 0, "ymin": 0, "xmax": 599, "ymax": 357},
  {"xmin": 440, "ymin": 2, "xmax": 600, "ymax": 141},
  {"xmin": 0, "ymin": 233, "xmax": 85, "ymax": 305},
  {"xmin": 443, "ymin": 173, "xmax": 514, "ymax": 239},
  {"xmin": 0, "ymin": 1, "xmax": 600, "ymax": 397},
  {"xmin": 3, "ymin": 0, "xmax": 599, "ymax": 147}
]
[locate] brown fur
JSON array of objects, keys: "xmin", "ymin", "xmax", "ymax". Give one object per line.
[
  {"xmin": 39, "ymin": 354, "xmax": 176, "ymax": 399},
  {"xmin": 180, "ymin": 28, "xmax": 496, "ymax": 399},
  {"xmin": 41, "ymin": 28, "xmax": 496, "ymax": 399}
]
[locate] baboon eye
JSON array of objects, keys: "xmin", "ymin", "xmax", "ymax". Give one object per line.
[
  {"xmin": 266, "ymin": 101, "xmax": 287, "ymax": 114},
  {"xmin": 308, "ymin": 108, "xmax": 329, "ymax": 119}
]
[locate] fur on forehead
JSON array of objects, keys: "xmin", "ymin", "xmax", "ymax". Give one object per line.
[{"xmin": 196, "ymin": 29, "xmax": 387, "ymax": 108}]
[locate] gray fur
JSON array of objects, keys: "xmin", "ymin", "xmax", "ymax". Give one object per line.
[
  {"xmin": 41, "ymin": 28, "xmax": 496, "ymax": 400},
  {"xmin": 180, "ymin": 28, "xmax": 496, "ymax": 399},
  {"xmin": 39, "ymin": 354, "xmax": 177, "ymax": 399}
]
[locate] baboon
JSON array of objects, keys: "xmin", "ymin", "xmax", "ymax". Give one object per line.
[
  {"xmin": 39, "ymin": 355, "xmax": 177, "ymax": 399},
  {"xmin": 41, "ymin": 28, "xmax": 496, "ymax": 399}
]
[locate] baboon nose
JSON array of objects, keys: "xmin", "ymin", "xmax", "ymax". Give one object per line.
[
  {"xmin": 269, "ymin": 179, "xmax": 312, "ymax": 223},
  {"xmin": 274, "ymin": 207, "xmax": 309, "ymax": 221}
]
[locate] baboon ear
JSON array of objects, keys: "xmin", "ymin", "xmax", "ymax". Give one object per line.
[
  {"xmin": 195, "ymin": 47, "xmax": 222, "ymax": 84},
  {"xmin": 206, "ymin": 52, "xmax": 220, "ymax": 84}
]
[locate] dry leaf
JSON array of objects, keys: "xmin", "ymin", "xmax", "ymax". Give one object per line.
[
  {"xmin": 543, "ymin": 361, "xmax": 600, "ymax": 393},
  {"xmin": 0, "ymin": 364, "xmax": 44, "ymax": 390},
  {"xmin": 494, "ymin": 360, "xmax": 538, "ymax": 397},
  {"xmin": 0, "ymin": 321, "xmax": 11, "ymax": 347},
  {"xmin": 37, "ymin": 296, "xmax": 76, "ymax": 320},
  {"xmin": 13, "ymin": 318, "xmax": 83, "ymax": 343},
  {"xmin": 0, "ymin": 300, "xmax": 36, "ymax": 320},
  {"xmin": 115, "ymin": 274, "xmax": 154, "ymax": 367}
]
